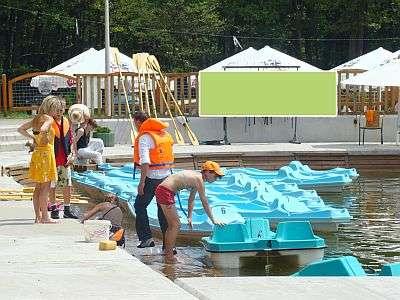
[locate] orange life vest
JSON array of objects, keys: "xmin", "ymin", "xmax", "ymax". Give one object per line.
[
  {"xmin": 52, "ymin": 116, "xmax": 70, "ymax": 138},
  {"xmin": 133, "ymin": 118, "xmax": 174, "ymax": 169},
  {"xmin": 52, "ymin": 117, "xmax": 72, "ymax": 157}
]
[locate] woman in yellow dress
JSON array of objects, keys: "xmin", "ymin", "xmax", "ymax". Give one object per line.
[{"xmin": 18, "ymin": 96, "xmax": 62, "ymax": 223}]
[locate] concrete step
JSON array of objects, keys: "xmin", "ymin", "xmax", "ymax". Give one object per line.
[
  {"xmin": 0, "ymin": 125, "xmax": 21, "ymax": 133},
  {"xmin": 0, "ymin": 140, "xmax": 27, "ymax": 152},
  {"xmin": 0, "ymin": 132, "xmax": 26, "ymax": 142}
]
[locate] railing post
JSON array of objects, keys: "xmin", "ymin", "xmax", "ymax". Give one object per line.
[
  {"xmin": 1, "ymin": 74, "xmax": 7, "ymax": 111},
  {"xmin": 7, "ymin": 76, "xmax": 12, "ymax": 111},
  {"xmin": 76, "ymin": 75, "xmax": 82, "ymax": 104}
]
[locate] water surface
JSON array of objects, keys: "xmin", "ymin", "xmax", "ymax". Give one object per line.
[{"xmin": 83, "ymin": 171, "xmax": 400, "ymax": 279}]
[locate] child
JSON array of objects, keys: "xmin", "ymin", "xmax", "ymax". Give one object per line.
[
  {"xmin": 155, "ymin": 161, "xmax": 225, "ymax": 263},
  {"xmin": 81, "ymin": 194, "xmax": 125, "ymax": 246},
  {"xmin": 74, "ymin": 117, "xmax": 104, "ymax": 165},
  {"xmin": 18, "ymin": 96, "xmax": 62, "ymax": 223},
  {"xmin": 48, "ymin": 97, "xmax": 78, "ymax": 219}
]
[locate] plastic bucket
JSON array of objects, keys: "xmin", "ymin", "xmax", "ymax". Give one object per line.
[{"xmin": 83, "ymin": 220, "xmax": 111, "ymax": 242}]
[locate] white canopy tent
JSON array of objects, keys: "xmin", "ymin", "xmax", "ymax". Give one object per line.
[
  {"xmin": 201, "ymin": 45, "xmax": 321, "ymax": 144},
  {"xmin": 341, "ymin": 59, "xmax": 400, "ymax": 87},
  {"xmin": 202, "ymin": 47, "xmax": 259, "ymax": 71},
  {"xmin": 332, "ymin": 47, "xmax": 394, "ymax": 92},
  {"xmin": 202, "ymin": 45, "xmax": 321, "ymax": 72},
  {"xmin": 30, "ymin": 47, "xmax": 137, "ymax": 90},
  {"xmin": 256, "ymin": 45, "xmax": 321, "ymax": 71},
  {"xmin": 331, "ymin": 47, "xmax": 393, "ymax": 71}
]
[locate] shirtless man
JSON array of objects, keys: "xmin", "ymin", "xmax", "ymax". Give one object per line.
[{"xmin": 155, "ymin": 161, "xmax": 225, "ymax": 263}]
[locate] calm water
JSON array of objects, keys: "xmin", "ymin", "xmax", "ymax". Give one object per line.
[{"xmin": 82, "ymin": 171, "xmax": 400, "ymax": 280}]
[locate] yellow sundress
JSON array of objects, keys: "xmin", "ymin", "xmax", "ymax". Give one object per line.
[{"xmin": 28, "ymin": 128, "xmax": 57, "ymax": 183}]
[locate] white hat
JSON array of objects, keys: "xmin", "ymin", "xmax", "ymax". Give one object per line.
[{"xmin": 68, "ymin": 104, "xmax": 90, "ymax": 124}]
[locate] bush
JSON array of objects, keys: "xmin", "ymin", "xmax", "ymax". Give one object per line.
[{"xmin": 95, "ymin": 126, "xmax": 112, "ymax": 133}]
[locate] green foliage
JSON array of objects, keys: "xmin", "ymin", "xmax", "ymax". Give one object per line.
[
  {"xmin": 1, "ymin": 111, "xmax": 30, "ymax": 119},
  {"xmin": 95, "ymin": 125, "xmax": 112, "ymax": 133},
  {"xmin": 2, "ymin": 0, "xmax": 400, "ymax": 74}
]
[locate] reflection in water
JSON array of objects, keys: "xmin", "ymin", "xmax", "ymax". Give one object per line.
[
  {"xmin": 321, "ymin": 172, "xmax": 400, "ymax": 272},
  {"xmin": 80, "ymin": 171, "xmax": 400, "ymax": 280}
]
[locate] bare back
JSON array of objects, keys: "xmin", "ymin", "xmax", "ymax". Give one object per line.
[
  {"xmin": 32, "ymin": 114, "xmax": 48, "ymax": 132},
  {"xmin": 161, "ymin": 170, "xmax": 202, "ymax": 193}
]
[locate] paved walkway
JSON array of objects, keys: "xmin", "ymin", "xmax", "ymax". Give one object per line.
[
  {"xmin": 0, "ymin": 199, "xmax": 196, "ymax": 299},
  {"xmin": 176, "ymin": 276, "xmax": 400, "ymax": 300}
]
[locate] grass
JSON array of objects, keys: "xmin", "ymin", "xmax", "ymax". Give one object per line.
[{"xmin": 0, "ymin": 111, "xmax": 30, "ymax": 119}]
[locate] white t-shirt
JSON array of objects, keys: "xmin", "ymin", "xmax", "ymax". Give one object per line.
[{"xmin": 138, "ymin": 133, "xmax": 171, "ymax": 179}]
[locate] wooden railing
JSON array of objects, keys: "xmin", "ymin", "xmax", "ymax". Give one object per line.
[
  {"xmin": 4, "ymin": 69, "xmax": 398, "ymax": 116},
  {"xmin": 1, "ymin": 71, "xmax": 199, "ymax": 116},
  {"xmin": 75, "ymin": 72, "xmax": 199, "ymax": 117},
  {"xmin": 0, "ymin": 74, "xmax": 6, "ymax": 111},
  {"xmin": 337, "ymin": 69, "xmax": 399, "ymax": 114}
]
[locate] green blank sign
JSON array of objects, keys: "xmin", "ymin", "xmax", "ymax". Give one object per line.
[{"xmin": 199, "ymin": 72, "xmax": 337, "ymax": 116}]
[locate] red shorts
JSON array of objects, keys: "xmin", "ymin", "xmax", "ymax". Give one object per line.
[{"xmin": 155, "ymin": 185, "xmax": 176, "ymax": 206}]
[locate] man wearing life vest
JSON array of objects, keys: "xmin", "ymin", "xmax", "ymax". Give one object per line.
[
  {"xmin": 48, "ymin": 97, "xmax": 78, "ymax": 219},
  {"xmin": 133, "ymin": 111, "xmax": 174, "ymax": 249}
]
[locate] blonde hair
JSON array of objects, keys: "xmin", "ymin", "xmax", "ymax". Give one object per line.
[{"xmin": 38, "ymin": 95, "xmax": 62, "ymax": 115}]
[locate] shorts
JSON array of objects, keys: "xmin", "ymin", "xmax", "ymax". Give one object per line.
[
  {"xmin": 51, "ymin": 166, "xmax": 72, "ymax": 188},
  {"xmin": 155, "ymin": 185, "xmax": 176, "ymax": 206}
]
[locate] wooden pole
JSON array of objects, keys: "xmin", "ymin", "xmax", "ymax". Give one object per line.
[
  {"xmin": 1, "ymin": 74, "xmax": 7, "ymax": 111},
  {"xmin": 7, "ymin": 77, "xmax": 12, "ymax": 111}
]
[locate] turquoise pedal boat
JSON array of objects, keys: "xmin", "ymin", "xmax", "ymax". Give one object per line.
[
  {"xmin": 72, "ymin": 162, "xmax": 352, "ymax": 240},
  {"xmin": 202, "ymin": 219, "xmax": 325, "ymax": 269},
  {"xmin": 294, "ymin": 256, "xmax": 400, "ymax": 276},
  {"xmin": 226, "ymin": 161, "xmax": 358, "ymax": 193}
]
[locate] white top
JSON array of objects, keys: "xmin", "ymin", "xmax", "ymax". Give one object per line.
[
  {"xmin": 138, "ymin": 134, "xmax": 170, "ymax": 179},
  {"xmin": 332, "ymin": 47, "xmax": 393, "ymax": 71},
  {"xmin": 341, "ymin": 59, "xmax": 400, "ymax": 86},
  {"xmin": 202, "ymin": 45, "xmax": 320, "ymax": 72}
]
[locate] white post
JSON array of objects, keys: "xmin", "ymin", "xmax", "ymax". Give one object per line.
[{"xmin": 105, "ymin": 0, "xmax": 111, "ymax": 116}]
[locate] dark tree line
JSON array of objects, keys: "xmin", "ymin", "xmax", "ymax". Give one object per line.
[{"xmin": 1, "ymin": 0, "xmax": 400, "ymax": 77}]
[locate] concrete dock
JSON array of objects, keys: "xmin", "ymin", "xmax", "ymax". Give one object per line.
[
  {"xmin": 175, "ymin": 277, "xmax": 400, "ymax": 300},
  {"xmin": 1, "ymin": 169, "xmax": 400, "ymax": 299},
  {"xmin": 0, "ymin": 200, "xmax": 196, "ymax": 299}
]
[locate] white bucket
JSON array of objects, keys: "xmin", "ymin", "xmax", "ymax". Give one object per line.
[{"xmin": 83, "ymin": 220, "xmax": 111, "ymax": 242}]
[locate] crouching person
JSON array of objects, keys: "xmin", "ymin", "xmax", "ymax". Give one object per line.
[
  {"xmin": 155, "ymin": 161, "xmax": 225, "ymax": 263},
  {"xmin": 81, "ymin": 194, "xmax": 125, "ymax": 247}
]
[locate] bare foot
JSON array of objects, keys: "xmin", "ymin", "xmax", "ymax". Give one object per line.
[
  {"xmin": 40, "ymin": 218, "xmax": 58, "ymax": 224},
  {"xmin": 34, "ymin": 218, "xmax": 40, "ymax": 224}
]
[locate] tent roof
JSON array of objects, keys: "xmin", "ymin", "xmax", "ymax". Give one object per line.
[
  {"xmin": 44, "ymin": 48, "xmax": 99, "ymax": 74},
  {"xmin": 30, "ymin": 47, "xmax": 137, "ymax": 89},
  {"xmin": 331, "ymin": 47, "xmax": 393, "ymax": 71},
  {"xmin": 202, "ymin": 45, "xmax": 321, "ymax": 71},
  {"xmin": 201, "ymin": 47, "xmax": 259, "ymax": 71},
  {"xmin": 341, "ymin": 59, "xmax": 400, "ymax": 86},
  {"xmin": 256, "ymin": 45, "xmax": 321, "ymax": 71},
  {"xmin": 41, "ymin": 47, "xmax": 137, "ymax": 76}
]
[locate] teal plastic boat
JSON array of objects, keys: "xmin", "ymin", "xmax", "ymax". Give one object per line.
[
  {"xmin": 202, "ymin": 219, "xmax": 325, "ymax": 269},
  {"xmin": 226, "ymin": 164, "xmax": 355, "ymax": 193},
  {"xmin": 294, "ymin": 256, "xmax": 400, "ymax": 276},
  {"xmin": 72, "ymin": 162, "xmax": 352, "ymax": 240}
]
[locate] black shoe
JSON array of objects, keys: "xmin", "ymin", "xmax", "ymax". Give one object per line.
[
  {"xmin": 63, "ymin": 206, "xmax": 78, "ymax": 219},
  {"xmin": 137, "ymin": 239, "xmax": 155, "ymax": 248},
  {"xmin": 51, "ymin": 210, "xmax": 59, "ymax": 219}
]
